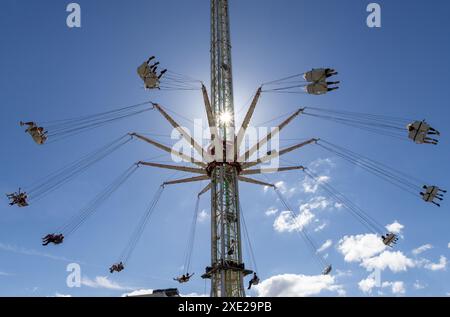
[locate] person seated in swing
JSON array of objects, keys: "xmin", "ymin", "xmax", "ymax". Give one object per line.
[
  {"xmin": 109, "ymin": 262, "xmax": 125, "ymax": 273},
  {"xmin": 382, "ymin": 232, "xmax": 398, "ymax": 246},
  {"xmin": 247, "ymin": 272, "xmax": 260, "ymax": 290},
  {"xmin": 407, "ymin": 120, "xmax": 440, "ymax": 145},
  {"xmin": 420, "ymin": 185, "xmax": 446, "ymax": 207},
  {"xmin": 174, "ymin": 272, "xmax": 194, "ymax": 283},
  {"xmin": 20, "ymin": 121, "xmax": 48, "ymax": 145},
  {"xmin": 304, "ymin": 68, "xmax": 338, "ymax": 83},
  {"xmin": 137, "ymin": 56, "xmax": 167, "ymax": 90},
  {"xmin": 42, "ymin": 233, "xmax": 64, "ymax": 246},
  {"xmin": 322, "ymin": 265, "xmax": 332, "ymax": 275},
  {"xmin": 306, "ymin": 81, "xmax": 340, "ymax": 95},
  {"xmin": 6, "ymin": 189, "xmax": 29, "ymax": 207}
]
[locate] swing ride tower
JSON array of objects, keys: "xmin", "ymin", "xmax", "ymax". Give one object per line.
[{"xmin": 207, "ymin": 0, "xmax": 246, "ymax": 297}]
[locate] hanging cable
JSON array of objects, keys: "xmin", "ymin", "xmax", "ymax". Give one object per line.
[
  {"xmin": 303, "ymin": 168, "xmax": 386, "ymax": 235},
  {"xmin": 55, "ymin": 164, "xmax": 140, "ymax": 237},
  {"xmin": 28, "ymin": 101, "xmax": 154, "ymax": 143},
  {"xmin": 183, "ymin": 195, "xmax": 201, "ymax": 274},
  {"xmin": 158, "ymin": 70, "xmax": 202, "ymax": 91},
  {"xmin": 316, "ymin": 140, "xmax": 424, "ymax": 197},
  {"xmin": 300, "ymin": 107, "xmax": 412, "ymax": 140},
  {"xmin": 26, "ymin": 134, "xmax": 134, "ymax": 203},
  {"xmin": 118, "ymin": 185, "xmax": 165, "ymax": 265},
  {"xmin": 239, "ymin": 203, "xmax": 258, "ymax": 274}
]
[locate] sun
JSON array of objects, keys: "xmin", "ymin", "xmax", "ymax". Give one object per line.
[{"xmin": 219, "ymin": 110, "xmax": 233, "ymax": 126}]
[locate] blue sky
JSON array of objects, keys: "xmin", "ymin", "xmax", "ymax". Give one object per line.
[{"xmin": 0, "ymin": 0, "xmax": 449, "ymax": 297}]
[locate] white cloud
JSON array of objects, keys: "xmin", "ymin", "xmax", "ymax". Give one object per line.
[
  {"xmin": 338, "ymin": 234, "xmax": 386, "ymax": 263},
  {"xmin": 253, "ymin": 274, "xmax": 344, "ymax": 297},
  {"xmin": 182, "ymin": 292, "xmax": 208, "ymax": 297},
  {"xmin": 265, "ymin": 207, "xmax": 278, "ymax": 217},
  {"xmin": 302, "ymin": 175, "xmax": 330, "ymax": 194},
  {"xmin": 197, "ymin": 209, "xmax": 209, "ymax": 223},
  {"xmin": 81, "ymin": 276, "xmax": 133, "ymax": 291},
  {"xmin": 55, "ymin": 293, "xmax": 72, "ymax": 297},
  {"xmin": 385, "ymin": 221, "xmax": 404, "ymax": 234},
  {"xmin": 424, "ymin": 256, "xmax": 447, "ymax": 271},
  {"xmin": 412, "ymin": 244, "xmax": 433, "ymax": 256},
  {"xmin": 334, "ymin": 202, "xmax": 343, "ymax": 209},
  {"xmin": 273, "ymin": 210, "xmax": 314, "ymax": 233},
  {"xmin": 314, "ymin": 223, "xmax": 327, "ymax": 232},
  {"xmin": 361, "ymin": 251, "xmax": 415, "ymax": 273},
  {"xmin": 413, "ymin": 280, "xmax": 426, "ymax": 290},
  {"xmin": 309, "ymin": 158, "xmax": 335, "ymax": 170},
  {"xmin": 274, "ymin": 181, "xmax": 296, "ymax": 197},
  {"xmin": 358, "ymin": 276, "xmax": 377, "ymax": 294},
  {"xmin": 299, "ymin": 196, "xmax": 331, "ymax": 213},
  {"xmin": 122, "ymin": 289, "xmax": 153, "ymax": 297},
  {"xmin": 0, "ymin": 271, "xmax": 12, "ymax": 277},
  {"xmin": 317, "ymin": 240, "xmax": 333, "ymax": 253},
  {"xmin": 382, "ymin": 281, "xmax": 406, "ymax": 295},
  {"xmin": 0, "ymin": 242, "xmax": 81, "ymax": 263}
]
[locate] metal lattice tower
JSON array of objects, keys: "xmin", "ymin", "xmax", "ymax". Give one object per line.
[{"xmin": 209, "ymin": 0, "xmax": 246, "ymax": 297}]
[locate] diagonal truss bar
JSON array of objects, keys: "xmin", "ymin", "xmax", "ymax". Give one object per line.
[
  {"xmin": 238, "ymin": 108, "xmax": 304, "ymax": 162},
  {"xmin": 153, "ymin": 103, "xmax": 213, "ymax": 163},
  {"xmin": 163, "ymin": 175, "xmax": 210, "ymax": 186},
  {"xmin": 238, "ymin": 176, "xmax": 275, "ymax": 188},
  {"xmin": 202, "ymin": 84, "xmax": 220, "ymax": 142},
  {"xmin": 235, "ymin": 87, "xmax": 262, "ymax": 153},
  {"xmin": 240, "ymin": 165, "xmax": 305, "ymax": 175},
  {"xmin": 131, "ymin": 133, "xmax": 206, "ymax": 168},
  {"xmin": 198, "ymin": 182, "xmax": 212, "ymax": 197},
  {"xmin": 242, "ymin": 138, "xmax": 318, "ymax": 169},
  {"xmin": 138, "ymin": 161, "xmax": 207, "ymax": 175}
]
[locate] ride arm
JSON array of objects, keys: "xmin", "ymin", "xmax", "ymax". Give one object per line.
[
  {"xmin": 241, "ymin": 165, "xmax": 305, "ymax": 175},
  {"xmin": 235, "ymin": 87, "xmax": 262, "ymax": 152},
  {"xmin": 238, "ymin": 108, "xmax": 304, "ymax": 162},
  {"xmin": 131, "ymin": 133, "xmax": 206, "ymax": 168},
  {"xmin": 163, "ymin": 175, "xmax": 210, "ymax": 187},
  {"xmin": 138, "ymin": 162, "xmax": 207, "ymax": 175},
  {"xmin": 238, "ymin": 176, "xmax": 275, "ymax": 188},
  {"xmin": 153, "ymin": 104, "xmax": 212, "ymax": 162},
  {"xmin": 201, "ymin": 84, "xmax": 220, "ymax": 142},
  {"xmin": 242, "ymin": 138, "xmax": 318, "ymax": 169}
]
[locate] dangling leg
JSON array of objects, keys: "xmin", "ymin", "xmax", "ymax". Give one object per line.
[
  {"xmin": 438, "ymin": 189, "xmax": 447, "ymax": 193},
  {"xmin": 327, "ymin": 81, "xmax": 340, "ymax": 85},
  {"xmin": 146, "ymin": 56, "xmax": 155, "ymax": 64},
  {"xmin": 431, "ymin": 201, "xmax": 441, "ymax": 207},
  {"xmin": 158, "ymin": 69, "xmax": 167, "ymax": 80},
  {"xmin": 328, "ymin": 87, "xmax": 339, "ymax": 92},
  {"xmin": 429, "ymin": 127, "xmax": 440, "ymax": 135}
]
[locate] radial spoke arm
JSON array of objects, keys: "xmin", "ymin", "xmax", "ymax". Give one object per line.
[
  {"xmin": 242, "ymin": 138, "xmax": 318, "ymax": 169},
  {"xmin": 131, "ymin": 133, "xmax": 206, "ymax": 167},
  {"xmin": 201, "ymin": 84, "xmax": 220, "ymax": 141},
  {"xmin": 163, "ymin": 175, "xmax": 210, "ymax": 186},
  {"xmin": 153, "ymin": 104, "xmax": 213, "ymax": 162},
  {"xmin": 238, "ymin": 176, "xmax": 275, "ymax": 188},
  {"xmin": 238, "ymin": 108, "xmax": 304, "ymax": 162},
  {"xmin": 240, "ymin": 165, "xmax": 305, "ymax": 175},
  {"xmin": 198, "ymin": 182, "xmax": 212, "ymax": 197},
  {"xmin": 138, "ymin": 161, "xmax": 207, "ymax": 175},
  {"xmin": 235, "ymin": 87, "xmax": 262, "ymax": 150}
]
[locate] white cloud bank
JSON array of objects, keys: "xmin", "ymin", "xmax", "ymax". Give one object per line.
[
  {"xmin": 253, "ymin": 274, "xmax": 344, "ymax": 297},
  {"xmin": 412, "ymin": 244, "xmax": 433, "ymax": 256},
  {"xmin": 317, "ymin": 239, "xmax": 333, "ymax": 253},
  {"xmin": 81, "ymin": 276, "xmax": 133, "ymax": 291},
  {"xmin": 424, "ymin": 256, "xmax": 447, "ymax": 271},
  {"xmin": 385, "ymin": 221, "xmax": 404, "ymax": 234},
  {"xmin": 338, "ymin": 234, "xmax": 386, "ymax": 263}
]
